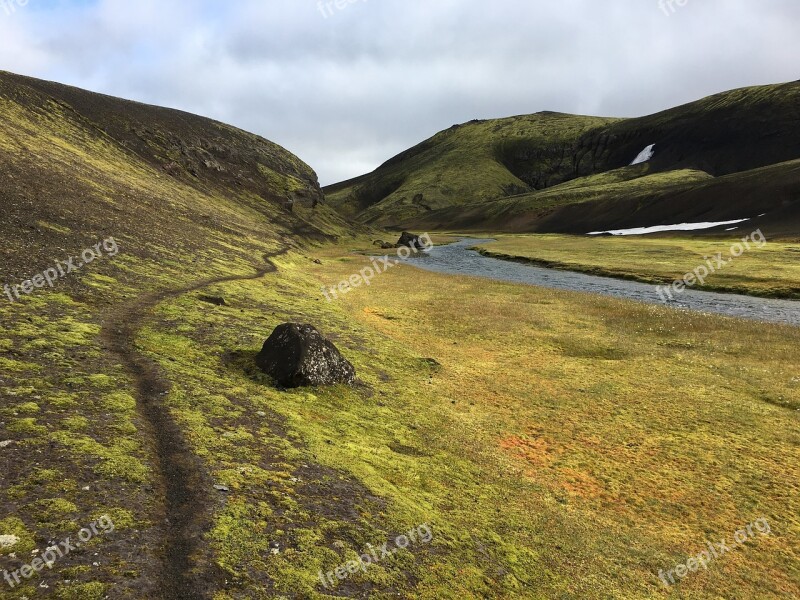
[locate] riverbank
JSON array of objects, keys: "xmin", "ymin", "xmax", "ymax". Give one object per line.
[
  {"xmin": 473, "ymin": 234, "xmax": 800, "ymax": 300},
  {"xmin": 408, "ymin": 238, "xmax": 800, "ymax": 326}
]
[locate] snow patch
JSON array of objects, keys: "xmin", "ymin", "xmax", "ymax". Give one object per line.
[
  {"xmin": 630, "ymin": 144, "xmax": 656, "ymax": 165},
  {"xmin": 588, "ymin": 219, "xmax": 751, "ymax": 236}
]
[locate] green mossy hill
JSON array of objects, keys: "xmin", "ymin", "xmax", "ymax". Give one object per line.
[
  {"xmin": 408, "ymin": 159, "xmax": 800, "ymax": 239},
  {"xmin": 0, "ymin": 71, "xmax": 355, "ymax": 598},
  {"xmin": 325, "ymin": 112, "xmax": 616, "ymax": 223},
  {"xmin": 326, "ymin": 81, "xmax": 800, "ymax": 235}
]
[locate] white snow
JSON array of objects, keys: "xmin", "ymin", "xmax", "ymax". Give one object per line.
[
  {"xmin": 630, "ymin": 144, "xmax": 656, "ymax": 165},
  {"xmin": 588, "ymin": 219, "xmax": 751, "ymax": 236}
]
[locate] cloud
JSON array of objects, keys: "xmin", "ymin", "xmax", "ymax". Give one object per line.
[{"xmin": 1, "ymin": 0, "xmax": 798, "ymax": 184}]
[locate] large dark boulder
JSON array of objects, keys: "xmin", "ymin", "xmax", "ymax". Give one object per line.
[
  {"xmin": 256, "ymin": 323, "xmax": 356, "ymax": 388},
  {"xmin": 396, "ymin": 231, "xmax": 427, "ymax": 250}
]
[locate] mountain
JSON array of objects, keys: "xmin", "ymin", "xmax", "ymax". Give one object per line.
[
  {"xmin": 0, "ymin": 71, "xmax": 355, "ymax": 598},
  {"xmin": 325, "ymin": 81, "xmax": 800, "ymax": 237}
]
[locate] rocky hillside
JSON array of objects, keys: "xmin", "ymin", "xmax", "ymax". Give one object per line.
[
  {"xmin": 0, "ymin": 71, "xmax": 354, "ymax": 598},
  {"xmin": 326, "ymin": 81, "xmax": 800, "ymax": 236}
]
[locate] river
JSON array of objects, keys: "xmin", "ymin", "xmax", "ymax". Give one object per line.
[{"xmin": 406, "ymin": 238, "xmax": 800, "ymax": 326}]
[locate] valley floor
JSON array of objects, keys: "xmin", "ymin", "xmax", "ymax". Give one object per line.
[
  {"xmin": 152, "ymin": 236, "xmax": 799, "ymax": 598},
  {"xmin": 2, "ymin": 235, "xmax": 799, "ymax": 599}
]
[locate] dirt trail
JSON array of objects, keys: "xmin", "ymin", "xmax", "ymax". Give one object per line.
[{"xmin": 101, "ymin": 252, "xmax": 285, "ymax": 600}]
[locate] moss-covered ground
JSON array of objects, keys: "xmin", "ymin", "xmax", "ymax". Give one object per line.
[{"xmin": 129, "ymin": 236, "xmax": 799, "ymax": 598}]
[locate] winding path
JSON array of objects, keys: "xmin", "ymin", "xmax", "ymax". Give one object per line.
[{"xmin": 100, "ymin": 250, "xmax": 286, "ymax": 600}]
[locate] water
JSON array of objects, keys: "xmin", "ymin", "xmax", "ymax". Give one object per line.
[{"xmin": 407, "ymin": 238, "xmax": 800, "ymax": 326}]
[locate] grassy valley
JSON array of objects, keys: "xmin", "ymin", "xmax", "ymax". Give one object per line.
[
  {"xmin": 0, "ymin": 72, "xmax": 798, "ymax": 600},
  {"xmin": 136, "ymin": 237, "xmax": 800, "ymax": 598}
]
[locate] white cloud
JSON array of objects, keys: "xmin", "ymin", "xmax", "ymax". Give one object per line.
[{"xmin": 1, "ymin": 0, "xmax": 798, "ymax": 184}]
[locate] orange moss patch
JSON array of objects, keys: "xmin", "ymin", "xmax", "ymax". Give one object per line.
[
  {"xmin": 558, "ymin": 468, "xmax": 605, "ymax": 500},
  {"xmin": 499, "ymin": 435, "xmax": 557, "ymax": 470}
]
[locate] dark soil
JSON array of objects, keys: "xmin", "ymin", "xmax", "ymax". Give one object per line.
[{"xmin": 100, "ymin": 253, "xmax": 286, "ymax": 599}]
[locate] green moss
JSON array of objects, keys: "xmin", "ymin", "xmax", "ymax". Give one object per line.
[
  {"xmin": 92, "ymin": 508, "xmax": 137, "ymax": 531},
  {"xmin": 85, "ymin": 373, "xmax": 115, "ymax": 388},
  {"xmin": 0, "ymin": 517, "xmax": 36, "ymax": 555},
  {"xmin": 50, "ymin": 392, "xmax": 79, "ymax": 408},
  {"xmin": 60, "ymin": 566, "xmax": 93, "ymax": 579},
  {"xmin": 62, "ymin": 415, "xmax": 90, "ymax": 431},
  {"xmin": 49, "ymin": 432, "xmax": 149, "ymax": 483},
  {"xmin": 55, "ymin": 582, "xmax": 107, "ymax": 600},
  {"xmin": 99, "ymin": 392, "xmax": 136, "ymax": 412},
  {"xmin": 0, "ymin": 356, "xmax": 40, "ymax": 372},
  {"xmin": 30, "ymin": 498, "xmax": 79, "ymax": 528},
  {"xmin": 8, "ymin": 417, "xmax": 47, "ymax": 435},
  {"xmin": 14, "ymin": 401, "xmax": 41, "ymax": 414}
]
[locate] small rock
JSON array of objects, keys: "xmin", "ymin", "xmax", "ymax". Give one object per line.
[
  {"xmin": 0, "ymin": 440, "xmax": 13, "ymax": 448},
  {"xmin": 213, "ymin": 484, "xmax": 230, "ymax": 492},
  {"xmin": 0, "ymin": 535, "xmax": 20, "ymax": 549},
  {"xmin": 198, "ymin": 294, "xmax": 227, "ymax": 306},
  {"xmin": 313, "ymin": 259, "xmax": 322, "ymax": 265}
]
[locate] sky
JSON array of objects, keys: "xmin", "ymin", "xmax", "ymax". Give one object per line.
[{"xmin": 1, "ymin": 0, "xmax": 798, "ymax": 186}]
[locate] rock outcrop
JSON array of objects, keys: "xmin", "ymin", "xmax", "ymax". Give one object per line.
[
  {"xmin": 396, "ymin": 232, "xmax": 430, "ymax": 250},
  {"xmin": 256, "ymin": 323, "xmax": 356, "ymax": 388}
]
